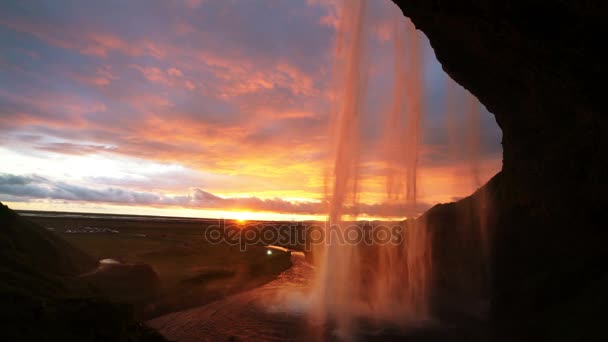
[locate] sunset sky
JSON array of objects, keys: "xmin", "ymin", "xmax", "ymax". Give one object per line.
[{"xmin": 0, "ymin": 0, "xmax": 502, "ymax": 220}]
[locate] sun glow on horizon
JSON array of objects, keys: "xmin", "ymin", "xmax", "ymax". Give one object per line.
[
  {"xmin": 0, "ymin": 0, "xmax": 503, "ymax": 226},
  {"xmin": 4, "ymin": 201, "xmax": 328, "ymax": 222}
]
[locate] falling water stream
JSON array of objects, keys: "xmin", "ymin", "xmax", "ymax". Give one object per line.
[
  {"xmin": 310, "ymin": 2, "xmax": 431, "ymax": 337},
  {"xmin": 149, "ymin": 1, "xmax": 489, "ymax": 340}
]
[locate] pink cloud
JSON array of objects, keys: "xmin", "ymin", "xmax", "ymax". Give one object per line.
[
  {"xmin": 131, "ymin": 65, "xmax": 169, "ymax": 83},
  {"xmin": 130, "ymin": 65, "xmax": 195, "ymax": 91},
  {"xmin": 184, "ymin": 80, "xmax": 197, "ymax": 91},
  {"xmin": 184, "ymin": 0, "xmax": 205, "ymax": 9},
  {"xmin": 0, "ymin": 17, "xmax": 165, "ymax": 59},
  {"xmin": 167, "ymin": 67, "xmax": 183, "ymax": 77},
  {"xmin": 71, "ymin": 66, "xmax": 119, "ymax": 87},
  {"xmin": 307, "ymin": 0, "xmax": 342, "ymax": 28}
]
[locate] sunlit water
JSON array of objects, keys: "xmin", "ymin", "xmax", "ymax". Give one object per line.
[
  {"xmin": 147, "ymin": 251, "xmax": 414, "ymax": 341},
  {"xmin": 99, "ymin": 258, "xmax": 121, "ymax": 265},
  {"xmin": 309, "ymin": 1, "xmax": 433, "ymax": 337},
  {"xmin": 148, "ymin": 251, "xmax": 315, "ymax": 342},
  {"xmin": 307, "ymin": 0, "xmax": 490, "ymax": 337},
  {"xmin": 147, "ymin": 251, "xmax": 489, "ymax": 341}
]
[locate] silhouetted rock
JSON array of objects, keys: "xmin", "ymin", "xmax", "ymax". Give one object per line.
[
  {"xmin": 0, "ymin": 202, "xmax": 166, "ymax": 341},
  {"xmin": 0, "ymin": 202, "xmax": 97, "ymax": 277},
  {"xmin": 392, "ymin": 1, "xmax": 608, "ymax": 340},
  {"xmin": 81, "ymin": 262, "xmax": 161, "ymax": 308},
  {"xmin": 417, "ymin": 173, "xmax": 501, "ymax": 316}
]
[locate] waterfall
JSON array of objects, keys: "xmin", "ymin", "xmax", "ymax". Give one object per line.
[
  {"xmin": 309, "ymin": 0, "xmax": 488, "ymax": 338},
  {"xmin": 310, "ymin": 1, "xmax": 431, "ymax": 337}
]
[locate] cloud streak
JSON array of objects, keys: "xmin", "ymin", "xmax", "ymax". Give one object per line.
[{"xmin": 0, "ymin": 173, "xmax": 430, "ymax": 217}]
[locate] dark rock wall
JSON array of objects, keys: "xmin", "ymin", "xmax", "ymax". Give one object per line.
[
  {"xmin": 418, "ymin": 173, "xmax": 502, "ymax": 314},
  {"xmin": 392, "ymin": 0, "xmax": 608, "ymax": 336}
]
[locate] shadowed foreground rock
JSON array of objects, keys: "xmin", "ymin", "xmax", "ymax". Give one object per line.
[
  {"xmin": 418, "ymin": 173, "xmax": 500, "ymax": 316},
  {"xmin": 0, "ymin": 202, "xmax": 166, "ymax": 341},
  {"xmin": 393, "ymin": 1, "xmax": 608, "ymax": 340},
  {"xmin": 80, "ymin": 262, "xmax": 161, "ymax": 313}
]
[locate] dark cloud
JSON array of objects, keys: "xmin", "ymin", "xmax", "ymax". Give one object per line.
[{"xmin": 0, "ymin": 173, "xmax": 429, "ymax": 217}]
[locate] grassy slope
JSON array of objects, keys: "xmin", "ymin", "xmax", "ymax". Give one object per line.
[
  {"xmin": 48, "ymin": 217, "xmax": 293, "ymax": 318},
  {"xmin": 0, "ymin": 202, "xmax": 166, "ymax": 341},
  {"xmin": 23, "ymin": 211, "xmax": 293, "ymax": 319}
]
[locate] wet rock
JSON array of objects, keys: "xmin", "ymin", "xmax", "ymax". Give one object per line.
[{"xmin": 392, "ymin": 1, "xmax": 608, "ymax": 339}]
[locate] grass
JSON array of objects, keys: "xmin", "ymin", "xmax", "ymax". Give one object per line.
[{"xmin": 25, "ymin": 213, "xmax": 293, "ymax": 319}]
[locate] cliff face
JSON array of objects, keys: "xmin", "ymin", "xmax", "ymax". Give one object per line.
[
  {"xmin": 393, "ymin": 0, "xmax": 608, "ymax": 337},
  {"xmin": 418, "ymin": 173, "xmax": 502, "ymax": 315}
]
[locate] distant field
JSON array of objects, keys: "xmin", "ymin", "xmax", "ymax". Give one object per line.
[{"xmin": 24, "ymin": 212, "xmax": 293, "ymax": 319}]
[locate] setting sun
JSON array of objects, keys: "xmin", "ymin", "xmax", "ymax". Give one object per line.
[{"xmin": 231, "ymin": 211, "xmax": 254, "ymax": 224}]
